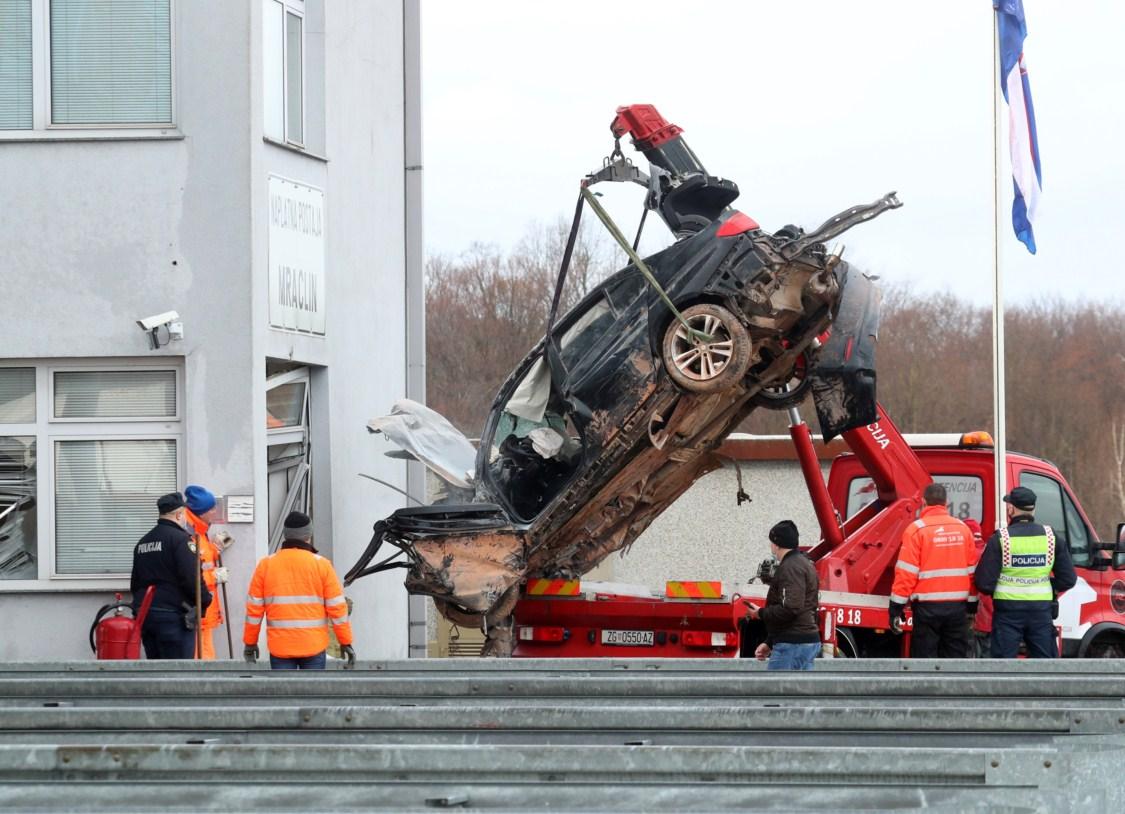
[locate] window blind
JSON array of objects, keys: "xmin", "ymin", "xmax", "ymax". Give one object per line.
[
  {"xmin": 0, "ymin": 0, "xmax": 32, "ymax": 129},
  {"xmin": 54, "ymin": 370, "xmax": 176, "ymax": 419},
  {"xmin": 50, "ymin": 0, "xmax": 172, "ymax": 125},
  {"xmin": 0, "ymin": 367, "xmax": 35, "ymax": 423},
  {"xmin": 54, "ymin": 438, "xmax": 176, "ymax": 574}
]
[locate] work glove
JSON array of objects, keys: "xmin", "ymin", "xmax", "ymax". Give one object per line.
[
  {"xmin": 243, "ymin": 645, "xmax": 258, "ymax": 664},
  {"xmin": 341, "ymin": 644, "xmax": 356, "ymax": 670},
  {"xmin": 212, "ymin": 530, "xmax": 235, "ymax": 550},
  {"xmin": 181, "ymin": 602, "xmax": 197, "ymax": 631},
  {"xmin": 888, "ymin": 602, "xmax": 906, "ymax": 634},
  {"xmin": 212, "ymin": 566, "xmax": 230, "ymax": 584}
]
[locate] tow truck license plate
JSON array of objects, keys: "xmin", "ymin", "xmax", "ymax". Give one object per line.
[{"xmin": 601, "ymin": 629, "xmax": 654, "ymax": 647}]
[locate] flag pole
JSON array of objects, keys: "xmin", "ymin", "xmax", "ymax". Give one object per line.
[{"xmin": 991, "ymin": 6, "xmax": 1008, "ymax": 533}]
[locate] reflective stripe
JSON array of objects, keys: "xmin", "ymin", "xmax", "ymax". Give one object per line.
[
  {"xmin": 994, "ymin": 583, "xmax": 1053, "ymax": 596},
  {"xmin": 890, "ymin": 593, "xmax": 909, "ymax": 603},
  {"xmin": 913, "ymin": 519, "xmax": 925, "ymax": 529},
  {"xmin": 917, "ymin": 567, "xmax": 972, "ymax": 579},
  {"xmin": 330, "ymin": 614, "xmax": 349, "ymax": 626},
  {"xmin": 264, "ymin": 595, "xmax": 324, "ymax": 605},
  {"xmin": 267, "ymin": 618, "xmax": 328, "ymax": 629},
  {"xmin": 245, "ymin": 615, "xmax": 263, "ymax": 625},
  {"xmin": 247, "ymin": 596, "xmax": 265, "ymax": 606},
  {"xmin": 895, "ymin": 561, "xmax": 920, "ymax": 575},
  {"xmin": 914, "ymin": 590, "xmax": 970, "ymax": 601},
  {"xmin": 325, "ymin": 595, "xmax": 347, "ymax": 606},
  {"xmin": 201, "ymin": 563, "xmax": 214, "ymax": 571},
  {"xmin": 967, "ymin": 564, "xmax": 976, "ymax": 574}
]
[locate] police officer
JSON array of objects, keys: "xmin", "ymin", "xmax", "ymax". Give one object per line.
[
  {"xmin": 129, "ymin": 492, "xmax": 212, "ymax": 659},
  {"xmin": 974, "ymin": 486, "xmax": 1076, "ymax": 658}
]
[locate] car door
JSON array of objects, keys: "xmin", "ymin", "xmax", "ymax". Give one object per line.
[{"xmin": 545, "ymin": 271, "xmax": 655, "ymax": 451}]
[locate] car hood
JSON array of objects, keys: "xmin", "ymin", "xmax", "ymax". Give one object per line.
[{"xmin": 367, "ymin": 399, "xmax": 478, "ymax": 490}]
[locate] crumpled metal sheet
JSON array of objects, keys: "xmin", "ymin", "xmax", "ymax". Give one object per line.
[
  {"xmin": 810, "ymin": 264, "xmax": 881, "ymax": 441},
  {"xmin": 405, "ymin": 530, "xmax": 526, "ymax": 614},
  {"xmin": 367, "ymin": 399, "xmax": 478, "ymax": 489}
]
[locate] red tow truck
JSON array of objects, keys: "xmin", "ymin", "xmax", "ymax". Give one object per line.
[{"xmin": 513, "ymin": 403, "xmax": 1125, "ymax": 658}]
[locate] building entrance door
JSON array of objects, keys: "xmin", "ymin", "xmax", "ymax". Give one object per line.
[{"xmin": 266, "ymin": 367, "xmax": 311, "ymax": 551}]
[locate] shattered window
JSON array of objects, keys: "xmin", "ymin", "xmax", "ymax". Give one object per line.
[
  {"xmin": 487, "ymin": 356, "xmax": 584, "ymax": 523},
  {"xmin": 557, "ymin": 295, "xmax": 615, "ymax": 371},
  {"xmin": 0, "ymin": 436, "xmax": 36, "ymax": 580},
  {"xmin": 606, "ymin": 271, "xmax": 646, "ymax": 313}
]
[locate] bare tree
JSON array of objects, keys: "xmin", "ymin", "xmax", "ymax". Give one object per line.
[{"xmin": 426, "ymin": 219, "xmax": 617, "ymax": 433}]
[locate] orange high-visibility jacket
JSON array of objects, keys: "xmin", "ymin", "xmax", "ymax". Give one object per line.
[
  {"xmin": 186, "ymin": 510, "xmax": 222, "ymax": 629},
  {"xmin": 243, "ymin": 545, "xmax": 353, "ymax": 658},
  {"xmin": 891, "ymin": 505, "xmax": 979, "ymax": 606}
]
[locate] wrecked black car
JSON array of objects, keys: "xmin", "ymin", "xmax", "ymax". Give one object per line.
[{"xmin": 346, "ymin": 105, "xmax": 897, "ymax": 655}]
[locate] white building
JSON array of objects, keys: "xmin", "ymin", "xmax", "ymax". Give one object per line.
[{"xmin": 0, "ymin": 0, "xmax": 425, "ymax": 660}]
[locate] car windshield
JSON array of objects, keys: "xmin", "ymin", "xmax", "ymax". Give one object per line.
[{"xmin": 485, "ymin": 354, "xmax": 584, "ymax": 523}]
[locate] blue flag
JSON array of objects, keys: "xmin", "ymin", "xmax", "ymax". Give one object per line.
[{"xmin": 994, "ymin": 0, "xmax": 1042, "ymax": 254}]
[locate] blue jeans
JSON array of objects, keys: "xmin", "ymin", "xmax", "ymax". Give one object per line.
[
  {"xmin": 767, "ymin": 641, "xmax": 820, "ymax": 670},
  {"xmin": 141, "ymin": 609, "xmax": 195, "ymax": 659},
  {"xmin": 270, "ymin": 651, "xmax": 327, "ymax": 670},
  {"xmin": 991, "ymin": 603, "xmax": 1057, "ymax": 658}
]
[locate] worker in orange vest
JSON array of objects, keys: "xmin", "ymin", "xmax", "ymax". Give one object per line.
[
  {"xmin": 889, "ymin": 482, "xmax": 978, "ymax": 658},
  {"xmin": 242, "ymin": 511, "xmax": 356, "ymax": 670},
  {"xmin": 184, "ymin": 485, "xmax": 228, "ymax": 660}
]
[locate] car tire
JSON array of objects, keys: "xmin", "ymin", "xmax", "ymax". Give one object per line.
[
  {"xmin": 662, "ymin": 303, "xmax": 753, "ymax": 393},
  {"xmin": 750, "ymin": 352, "xmax": 813, "ymax": 410}
]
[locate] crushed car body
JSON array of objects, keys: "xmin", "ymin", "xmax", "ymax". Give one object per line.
[{"xmin": 346, "ymin": 105, "xmax": 898, "ymax": 655}]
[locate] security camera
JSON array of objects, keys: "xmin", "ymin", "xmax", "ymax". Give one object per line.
[
  {"xmin": 137, "ymin": 311, "xmax": 180, "ymax": 331},
  {"xmin": 137, "ymin": 311, "xmax": 181, "ymax": 349}
]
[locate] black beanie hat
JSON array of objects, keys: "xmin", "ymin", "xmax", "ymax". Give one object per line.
[
  {"xmin": 283, "ymin": 511, "xmax": 312, "ymax": 540},
  {"xmin": 768, "ymin": 520, "xmax": 799, "ymax": 550}
]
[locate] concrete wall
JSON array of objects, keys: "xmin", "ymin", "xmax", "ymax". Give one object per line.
[
  {"xmin": 588, "ymin": 461, "xmax": 830, "ymax": 591},
  {"xmin": 0, "ymin": 0, "xmax": 413, "ymax": 661}
]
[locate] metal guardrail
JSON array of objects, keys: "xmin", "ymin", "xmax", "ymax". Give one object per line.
[{"xmin": 0, "ymin": 660, "xmax": 1123, "ymax": 812}]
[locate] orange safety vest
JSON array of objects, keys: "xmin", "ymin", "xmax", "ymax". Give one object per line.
[
  {"xmin": 243, "ymin": 546, "xmax": 353, "ymax": 658},
  {"xmin": 185, "ymin": 509, "xmax": 222, "ymax": 629},
  {"xmin": 891, "ymin": 505, "xmax": 978, "ymax": 605}
]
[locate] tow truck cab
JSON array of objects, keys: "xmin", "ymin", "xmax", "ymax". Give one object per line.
[{"xmin": 826, "ymin": 433, "xmax": 1125, "ymax": 658}]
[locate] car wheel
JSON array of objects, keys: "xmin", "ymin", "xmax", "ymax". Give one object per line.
[
  {"xmin": 662, "ymin": 304, "xmax": 753, "ymax": 393},
  {"xmin": 750, "ymin": 351, "xmax": 813, "ymax": 410}
]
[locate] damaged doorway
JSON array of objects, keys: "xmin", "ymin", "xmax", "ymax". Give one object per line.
[{"xmin": 266, "ymin": 365, "xmax": 312, "ymax": 551}]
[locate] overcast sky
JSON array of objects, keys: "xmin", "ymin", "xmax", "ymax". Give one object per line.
[{"xmin": 421, "ymin": 1, "xmax": 1125, "ymax": 306}]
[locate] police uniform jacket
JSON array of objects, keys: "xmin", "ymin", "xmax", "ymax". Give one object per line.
[
  {"xmin": 973, "ymin": 516, "xmax": 1077, "ymax": 609},
  {"xmin": 130, "ymin": 518, "xmax": 212, "ymax": 614}
]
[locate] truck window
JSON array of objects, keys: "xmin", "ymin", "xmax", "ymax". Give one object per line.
[
  {"xmin": 932, "ymin": 474, "xmax": 984, "ymax": 522},
  {"xmin": 1019, "ymin": 471, "xmax": 1090, "ymax": 566},
  {"xmin": 845, "ymin": 475, "xmax": 983, "ymax": 522}
]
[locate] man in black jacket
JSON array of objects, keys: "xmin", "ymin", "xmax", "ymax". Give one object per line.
[
  {"xmin": 130, "ymin": 492, "xmax": 212, "ymax": 659},
  {"xmin": 746, "ymin": 521, "xmax": 821, "ymax": 670}
]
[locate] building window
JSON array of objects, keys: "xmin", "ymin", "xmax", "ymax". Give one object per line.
[
  {"xmin": 0, "ymin": 0, "xmax": 174, "ymax": 132},
  {"xmin": 0, "ymin": 362, "xmax": 182, "ymax": 585},
  {"xmin": 55, "ymin": 438, "xmax": 177, "ymax": 575},
  {"xmin": 263, "ymin": 0, "xmax": 303, "ymax": 145},
  {"xmin": 0, "ymin": 0, "xmax": 33, "ymax": 129}
]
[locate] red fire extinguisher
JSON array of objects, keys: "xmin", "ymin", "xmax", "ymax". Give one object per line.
[{"xmin": 89, "ymin": 586, "xmax": 155, "ymax": 660}]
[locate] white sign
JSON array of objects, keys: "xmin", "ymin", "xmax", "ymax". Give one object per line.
[
  {"xmin": 226, "ymin": 496, "xmax": 255, "ymax": 524},
  {"xmin": 268, "ymin": 176, "xmax": 326, "ymax": 334}
]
